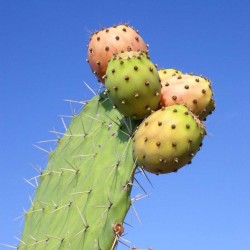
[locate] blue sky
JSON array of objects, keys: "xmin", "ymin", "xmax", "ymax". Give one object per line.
[{"xmin": 1, "ymin": 0, "xmax": 250, "ymax": 249}]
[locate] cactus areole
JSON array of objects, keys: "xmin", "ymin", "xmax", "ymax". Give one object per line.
[{"xmin": 87, "ymin": 24, "xmax": 148, "ymax": 83}]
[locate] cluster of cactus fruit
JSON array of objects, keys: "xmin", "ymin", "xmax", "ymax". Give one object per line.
[
  {"xmin": 87, "ymin": 23, "xmax": 215, "ymax": 174},
  {"xmin": 19, "ymin": 23, "xmax": 215, "ymax": 250}
]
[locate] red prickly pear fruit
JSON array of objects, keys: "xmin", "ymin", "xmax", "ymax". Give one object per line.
[
  {"xmin": 158, "ymin": 68, "xmax": 182, "ymax": 81},
  {"xmin": 87, "ymin": 24, "xmax": 148, "ymax": 83},
  {"xmin": 160, "ymin": 74, "xmax": 215, "ymax": 120},
  {"xmin": 132, "ymin": 105, "xmax": 206, "ymax": 174},
  {"xmin": 105, "ymin": 51, "xmax": 161, "ymax": 120}
]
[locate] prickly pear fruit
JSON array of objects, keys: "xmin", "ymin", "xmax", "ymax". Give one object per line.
[
  {"xmin": 87, "ymin": 24, "xmax": 148, "ymax": 83},
  {"xmin": 105, "ymin": 51, "xmax": 161, "ymax": 120},
  {"xmin": 158, "ymin": 68, "xmax": 182, "ymax": 81},
  {"xmin": 132, "ymin": 105, "xmax": 206, "ymax": 174},
  {"xmin": 160, "ymin": 74, "xmax": 215, "ymax": 120}
]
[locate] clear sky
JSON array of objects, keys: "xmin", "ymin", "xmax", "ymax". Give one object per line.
[{"xmin": 1, "ymin": 0, "xmax": 250, "ymax": 249}]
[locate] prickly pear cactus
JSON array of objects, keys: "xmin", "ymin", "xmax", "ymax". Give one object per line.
[
  {"xmin": 20, "ymin": 93, "xmax": 139, "ymax": 249},
  {"xmin": 18, "ymin": 22, "xmax": 216, "ymax": 250},
  {"xmin": 87, "ymin": 24, "xmax": 148, "ymax": 83},
  {"xmin": 105, "ymin": 51, "xmax": 161, "ymax": 119}
]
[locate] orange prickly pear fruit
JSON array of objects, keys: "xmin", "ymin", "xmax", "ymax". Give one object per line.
[{"xmin": 160, "ymin": 74, "xmax": 215, "ymax": 120}]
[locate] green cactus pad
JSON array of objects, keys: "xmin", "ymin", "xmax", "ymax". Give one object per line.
[
  {"xmin": 132, "ymin": 105, "xmax": 206, "ymax": 174},
  {"xmin": 20, "ymin": 93, "xmax": 139, "ymax": 250},
  {"xmin": 105, "ymin": 51, "xmax": 161, "ymax": 120}
]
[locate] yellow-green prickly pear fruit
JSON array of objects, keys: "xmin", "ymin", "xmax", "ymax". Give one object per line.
[
  {"xmin": 105, "ymin": 51, "xmax": 161, "ymax": 120},
  {"xmin": 132, "ymin": 104, "xmax": 206, "ymax": 174}
]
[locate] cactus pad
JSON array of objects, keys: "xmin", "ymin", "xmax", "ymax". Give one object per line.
[{"xmin": 20, "ymin": 93, "xmax": 139, "ymax": 250}]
